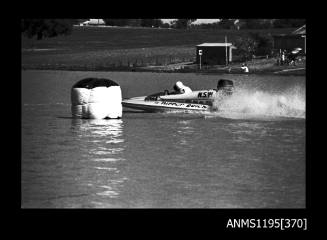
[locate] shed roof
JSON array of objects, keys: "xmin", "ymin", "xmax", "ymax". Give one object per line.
[
  {"xmin": 273, "ymin": 24, "xmax": 306, "ymax": 37},
  {"xmin": 197, "ymin": 43, "xmax": 234, "ymax": 47},
  {"xmin": 292, "ymin": 24, "xmax": 306, "ymax": 35}
]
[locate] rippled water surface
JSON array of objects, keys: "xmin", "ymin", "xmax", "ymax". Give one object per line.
[{"xmin": 22, "ymin": 70, "xmax": 305, "ymax": 208}]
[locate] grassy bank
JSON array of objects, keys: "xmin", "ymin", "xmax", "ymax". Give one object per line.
[{"xmin": 22, "ymin": 26, "xmax": 303, "ymax": 74}]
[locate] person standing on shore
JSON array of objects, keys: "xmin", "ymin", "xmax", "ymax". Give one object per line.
[
  {"xmin": 241, "ymin": 63, "xmax": 249, "ymax": 73},
  {"xmin": 281, "ymin": 50, "xmax": 286, "ymax": 65}
]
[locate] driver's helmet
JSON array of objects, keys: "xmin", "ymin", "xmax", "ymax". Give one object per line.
[{"xmin": 173, "ymin": 81, "xmax": 184, "ymax": 92}]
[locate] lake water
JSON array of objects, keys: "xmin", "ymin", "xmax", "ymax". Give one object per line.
[{"xmin": 21, "ymin": 70, "xmax": 305, "ymax": 208}]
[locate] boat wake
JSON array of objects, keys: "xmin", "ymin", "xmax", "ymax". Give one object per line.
[{"xmin": 207, "ymin": 86, "xmax": 305, "ymax": 120}]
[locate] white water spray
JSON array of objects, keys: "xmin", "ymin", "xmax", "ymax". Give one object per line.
[{"xmin": 211, "ymin": 86, "xmax": 305, "ymax": 119}]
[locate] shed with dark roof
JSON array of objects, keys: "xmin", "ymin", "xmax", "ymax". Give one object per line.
[{"xmin": 196, "ymin": 43, "xmax": 236, "ymax": 65}]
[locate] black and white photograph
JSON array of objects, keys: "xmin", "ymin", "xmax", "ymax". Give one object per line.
[{"xmin": 21, "ymin": 19, "xmax": 306, "ymax": 212}]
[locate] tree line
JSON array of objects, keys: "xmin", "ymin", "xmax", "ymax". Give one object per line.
[
  {"xmin": 22, "ymin": 19, "xmax": 74, "ymax": 40},
  {"xmin": 101, "ymin": 19, "xmax": 305, "ymax": 29},
  {"xmin": 22, "ymin": 19, "xmax": 305, "ymax": 40},
  {"xmin": 189, "ymin": 19, "xmax": 305, "ymax": 30},
  {"xmin": 103, "ymin": 19, "xmax": 167, "ymax": 28},
  {"xmin": 21, "ymin": 19, "xmax": 197, "ymax": 40},
  {"xmin": 102, "ymin": 19, "xmax": 198, "ymax": 29}
]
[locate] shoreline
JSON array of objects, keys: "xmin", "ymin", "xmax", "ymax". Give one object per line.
[
  {"xmin": 22, "ymin": 26, "xmax": 305, "ymax": 76},
  {"xmin": 21, "ymin": 64, "xmax": 306, "ymax": 76}
]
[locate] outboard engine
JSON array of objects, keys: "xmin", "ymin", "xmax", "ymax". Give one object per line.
[{"xmin": 217, "ymin": 79, "xmax": 234, "ymax": 96}]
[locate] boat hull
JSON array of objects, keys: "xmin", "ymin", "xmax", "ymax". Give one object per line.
[
  {"xmin": 122, "ymin": 79, "xmax": 234, "ymax": 113},
  {"xmin": 122, "ymin": 96, "xmax": 211, "ymax": 112}
]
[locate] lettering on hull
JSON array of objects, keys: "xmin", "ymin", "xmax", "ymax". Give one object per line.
[
  {"xmin": 154, "ymin": 101, "xmax": 208, "ymax": 110},
  {"xmin": 197, "ymin": 91, "xmax": 214, "ymax": 98}
]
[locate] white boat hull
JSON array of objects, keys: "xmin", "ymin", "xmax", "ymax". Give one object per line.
[
  {"xmin": 122, "ymin": 79, "xmax": 234, "ymax": 113},
  {"xmin": 122, "ymin": 96, "xmax": 211, "ymax": 112}
]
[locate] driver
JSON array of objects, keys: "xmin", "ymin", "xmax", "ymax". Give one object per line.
[{"xmin": 173, "ymin": 81, "xmax": 192, "ymax": 94}]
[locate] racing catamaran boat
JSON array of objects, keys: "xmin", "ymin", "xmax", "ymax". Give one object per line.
[{"xmin": 122, "ymin": 79, "xmax": 234, "ymax": 112}]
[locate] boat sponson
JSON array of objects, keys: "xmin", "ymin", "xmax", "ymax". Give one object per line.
[{"xmin": 122, "ymin": 97, "xmax": 210, "ymax": 112}]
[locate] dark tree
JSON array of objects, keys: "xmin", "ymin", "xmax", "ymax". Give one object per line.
[
  {"xmin": 172, "ymin": 19, "xmax": 196, "ymax": 29},
  {"xmin": 22, "ymin": 19, "xmax": 74, "ymax": 40},
  {"xmin": 141, "ymin": 19, "xmax": 152, "ymax": 27},
  {"xmin": 160, "ymin": 22, "xmax": 171, "ymax": 28},
  {"xmin": 289, "ymin": 19, "xmax": 305, "ymax": 27},
  {"xmin": 234, "ymin": 36, "xmax": 258, "ymax": 61},
  {"xmin": 234, "ymin": 32, "xmax": 273, "ymax": 60},
  {"xmin": 239, "ymin": 19, "xmax": 264, "ymax": 29},
  {"xmin": 238, "ymin": 19, "xmax": 273, "ymax": 29},
  {"xmin": 218, "ymin": 19, "xmax": 236, "ymax": 29},
  {"xmin": 128, "ymin": 19, "xmax": 141, "ymax": 27},
  {"xmin": 249, "ymin": 32, "xmax": 273, "ymax": 55},
  {"xmin": 153, "ymin": 19, "xmax": 163, "ymax": 28},
  {"xmin": 273, "ymin": 19, "xmax": 305, "ymax": 28},
  {"xmin": 103, "ymin": 19, "xmax": 129, "ymax": 26},
  {"xmin": 261, "ymin": 19, "xmax": 274, "ymax": 28},
  {"xmin": 273, "ymin": 19, "xmax": 292, "ymax": 28},
  {"xmin": 141, "ymin": 19, "xmax": 164, "ymax": 28}
]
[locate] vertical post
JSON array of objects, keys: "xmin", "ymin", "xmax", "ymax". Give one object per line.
[
  {"xmin": 225, "ymin": 36, "xmax": 228, "ymax": 66},
  {"xmin": 198, "ymin": 49, "xmax": 202, "ymax": 70}
]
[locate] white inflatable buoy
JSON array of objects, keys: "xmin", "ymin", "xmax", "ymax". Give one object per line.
[{"xmin": 71, "ymin": 78, "xmax": 122, "ymax": 119}]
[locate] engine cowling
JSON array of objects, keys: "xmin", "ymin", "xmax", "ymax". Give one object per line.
[{"xmin": 217, "ymin": 79, "xmax": 234, "ymax": 95}]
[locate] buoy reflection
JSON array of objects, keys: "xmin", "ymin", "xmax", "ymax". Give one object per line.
[{"xmin": 71, "ymin": 118, "xmax": 128, "ymax": 200}]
